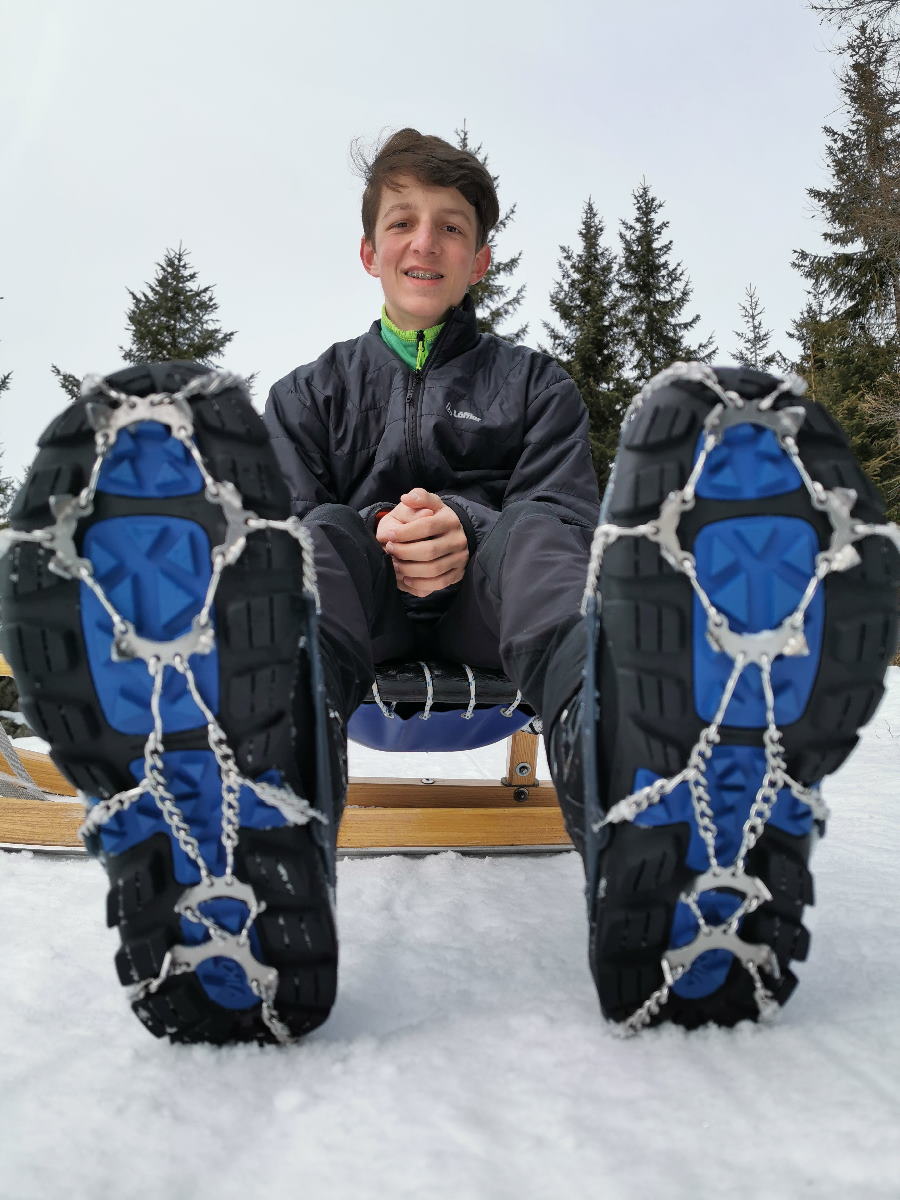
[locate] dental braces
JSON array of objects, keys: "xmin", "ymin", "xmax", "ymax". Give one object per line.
[{"xmin": 582, "ymin": 362, "xmax": 899, "ymax": 1035}]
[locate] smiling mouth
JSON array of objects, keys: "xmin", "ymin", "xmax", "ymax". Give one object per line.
[{"xmin": 404, "ymin": 270, "xmax": 444, "ymax": 280}]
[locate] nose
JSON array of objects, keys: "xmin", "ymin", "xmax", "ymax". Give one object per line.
[{"xmin": 409, "ymin": 223, "xmax": 438, "ymax": 256}]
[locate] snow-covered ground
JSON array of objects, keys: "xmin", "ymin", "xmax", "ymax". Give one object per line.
[{"xmin": 2, "ymin": 671, "xmax": 898, "ymax": 1200}]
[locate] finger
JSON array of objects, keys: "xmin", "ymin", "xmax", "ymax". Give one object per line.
[
  {"xmin": 392, "ymin": 502, "xmax": 434, "ymax": 523},
  {"xmin": 383, "ymin": 510, "xmax": 457, "ymax": 543},
  {"xmin": 396, "ymin": 565, "xmax": 465, "ymax": 597},
  {"xmin": 392, "ymin": 550, "xmax": 469, "ymax": 580},
  {"xmin": 401, "ymin": 488, "xmax": 443, "ymax": 511},
  {"xmin": 376, "ymin": 504, "xmax": 434, "ymax": 544},
  {"xmin": 387, "ymin": 531, "xmax": 466, "ymax": 563}
]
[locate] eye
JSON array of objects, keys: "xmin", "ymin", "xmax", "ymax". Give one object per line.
[
  {"xmin": 389, "ymin": 220, "xmax": 409, "ymax": 230},
  {"xmin": 445, "ymin": 224, "xmax": 463, "ymax": 234}
]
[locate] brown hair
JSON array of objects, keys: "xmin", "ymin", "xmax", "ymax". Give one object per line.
[{"xmin": 354, "ymin": 128, "xmax": 500, "ymax": 250}]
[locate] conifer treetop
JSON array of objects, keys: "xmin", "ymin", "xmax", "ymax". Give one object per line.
[
  {"xmin": 542, "ymin": 196, "xmax": 629, "ymax": 487},
  {"xmin": 793, "ymin": 23, "xmax": 900, "ymax": 338},
  {"xmin": 51, "ymin": 364, "xmax": 81, "ymax": 400},
  {"xmin": 618, "ymin": 179, "xmax": 715, "ymax": 378},
  {"xmin": 455, "ymin": 123, "xmax": 527, "ymax": 342},
  {"xmin": 120, "ymin": 243, "xmax": 237, "ymax": 366},
  {"xmin": 731, "ymin": 284, "xmax": 782, "ymax": 369}
]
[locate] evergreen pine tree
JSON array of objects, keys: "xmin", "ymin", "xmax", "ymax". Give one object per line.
[
  {"xmin": 542, "ymin": 198, "xmax": 629, "ymax": 487},
  {"xmin": 618, "ymin": 180, "xmax": 716, "ymax": 379},
  {"xmin": 790, "ymin": 23, "xmax": 900, "ymax": 521},
  {"xmin": 788, "ymin": 288, "xmax": 898, "ymax": 518},
  {"xmin": 120, "ymin": 244, "xmax": 236, "ymax": 365},
  {"xmin": 455, "ymin": 124, "xmax": 527, "ymax": 342},
  {"xmin": 794, "ymin": 24, "xmax": 900, "ymax": 337},
  {"xmin": 731, "ymin": 284, "xmax": 782, "ymax": 369},
  {"xmin": 810, "ymin": 1, "xmax": 899, "ymax": 43},
  {"xmin": 50, "ymin": 364, "xmax": 81, "ymax": 400}
]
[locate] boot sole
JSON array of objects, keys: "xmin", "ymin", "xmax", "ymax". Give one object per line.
[
  {"xmin": 0, "ymin": 364, "xmax": 338, "ymax": 1043},
  {"xmin": 589, "ymin": 366, "xmax": 898, "ymax": 1028}
]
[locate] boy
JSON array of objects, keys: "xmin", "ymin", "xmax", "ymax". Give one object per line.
[{"xmin": 2, "ymin": 130, "xmax": 896, "ymax": 1043}]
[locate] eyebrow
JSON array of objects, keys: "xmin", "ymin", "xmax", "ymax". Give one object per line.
[{"xmin": 381, "ymin": 203, "xmax": 472, "ymax": 223}]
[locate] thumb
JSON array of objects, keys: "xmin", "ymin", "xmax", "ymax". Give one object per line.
[{"xmin": 403, "ymin": 488, "xmax": 443, "ymax": 510}]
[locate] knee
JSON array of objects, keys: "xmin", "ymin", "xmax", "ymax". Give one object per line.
[
  {"xmin": 490, "ymin": 500, "xmax": 559, "ymax": 540},
  {"xmin": 303, "ymin": 503, "xmax": 369, "ymax": 537}
]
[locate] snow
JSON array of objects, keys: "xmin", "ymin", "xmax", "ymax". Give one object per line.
[{"xmin": 2, "ymin": 672, "xmax": 899, "ymax": 1200}]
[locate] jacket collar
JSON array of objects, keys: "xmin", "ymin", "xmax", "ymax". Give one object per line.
[{"xmin": 367, "ymin": 293, "xmax": 480, "ymax": 371}]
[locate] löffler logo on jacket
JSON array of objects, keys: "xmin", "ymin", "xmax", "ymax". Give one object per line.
[{"xmin": 446, "ymin": 403, "xmax": 481, "ymax": 422}]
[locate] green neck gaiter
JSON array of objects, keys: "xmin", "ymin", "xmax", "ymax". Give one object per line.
[{"xmin": 379, "ymin": 307, "xmax": 444, "ymax": 372}]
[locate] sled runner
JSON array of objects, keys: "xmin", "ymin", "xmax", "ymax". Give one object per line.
[{"xmin": 0, "ymin": 653, "xmax": 569, "ymax": 854}]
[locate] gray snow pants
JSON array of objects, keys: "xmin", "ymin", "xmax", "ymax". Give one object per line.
[{"xmin": 303, "ymin": 501, "xmax": 592, "ymax": 731}]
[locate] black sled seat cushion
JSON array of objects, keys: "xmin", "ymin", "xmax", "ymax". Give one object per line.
[{"xmin": 348, "ymin": 661, "xmax": 536, "ymax": 753}]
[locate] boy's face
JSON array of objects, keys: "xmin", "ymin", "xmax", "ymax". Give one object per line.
[{"xmin": 360, "ymin": 174, "xmax": 491, "ymax": 331}]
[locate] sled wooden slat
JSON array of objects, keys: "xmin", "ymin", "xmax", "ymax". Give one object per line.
[
  {"xmin": 339, "ymin": 804, "xmax": 568, "ymax": 849},
  {"xmin": 346, "ymin": 777, "xmax": 556, "ymax": 807},
  {"xmin": 2, "ymin": 792, "xmax": 569, "ymax": 852},
  {"xmin": 1, "ymin": 796, "xmax": 84, "ymax": 848}
]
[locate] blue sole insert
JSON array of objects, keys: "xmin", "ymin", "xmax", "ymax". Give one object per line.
[
  {"xmin": 95, "ymin": 753, "xmax": 289, "ymax": 881},
  {"xmin": 80, "ymin": 516, "xmax": 219, "ymax": 734},
  {"xmin": 75, "ymin": 420, "xmax": 294, "ymax": 1014},
  {"xmin": 97, "ymin": 420, "xmax": 204, "ymax": 498},
  {"xmin": 693, "ymin": 517, "xmax": 824, "ymax": 726},
  {"xmin": 91, "ymin": 753, "xmax": 290, "ymax": 1011},
  {"xmin": 633, "ymin": 750, "xmax": 815, "ymax": 998},
  {"xmin": 638, "ymin": 423, "xmax": 825, "ymax": 1000},
  {"xmin": 695, "ymin": 425, "xmax": 802, "ymax": 500}
]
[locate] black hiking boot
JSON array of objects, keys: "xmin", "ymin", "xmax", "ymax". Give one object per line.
[
  {"xmin": 552, "ymin": 363, "xmax": 899, "ymax": 1031},
  {"xmin": 0, "ymin": 363, "xmax": 343, "ymax": 1044}
]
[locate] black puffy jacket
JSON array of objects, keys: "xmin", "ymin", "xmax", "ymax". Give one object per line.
[{"xmin": 263, "ymin": 295, "xmax": 601, "ymax": 554}]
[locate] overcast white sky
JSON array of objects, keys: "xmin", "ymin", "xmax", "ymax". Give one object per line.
[{"xmin": 1, "ymin": 0, "xmax": 843, "ymax": 480}]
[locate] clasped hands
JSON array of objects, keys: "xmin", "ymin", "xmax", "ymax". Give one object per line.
[{"xmin": 375, "ymin": 488, "xmax": 469, "ymax": 598}]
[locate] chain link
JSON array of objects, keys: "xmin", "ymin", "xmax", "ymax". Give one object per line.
[{"xmin": 587, "ymin": 364, "xmax": 899, "ymax": 1034}]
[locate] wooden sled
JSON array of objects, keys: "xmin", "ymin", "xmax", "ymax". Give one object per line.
[{"xmin": 0, "ymin": 655, "xmax": 571, "ymax": 855}]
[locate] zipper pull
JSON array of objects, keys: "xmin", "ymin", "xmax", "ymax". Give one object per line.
[{"xmin": 415, "ymin": 329, "xmax": 426, "ymax": 373}]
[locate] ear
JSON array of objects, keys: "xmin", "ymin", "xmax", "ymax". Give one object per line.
[
  {"xmin": 469, "ymin": 242, "xmax": 491, "ymax": 286},
  {"xmin": 360, "ymin": 235, "xmax": 380, "ymax": 278}
]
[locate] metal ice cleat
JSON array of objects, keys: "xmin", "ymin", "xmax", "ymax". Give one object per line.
[
  {"xmin": 207, "ymin": 479, "xmax": 258, "ymax": 567},
  {"xmin": 85, "ymin": 388, "xmax": 196, "ymax": 451},
  {"xmin": 704, "ymin": 610, "xmax": 810, "ymax": 664},
  {"xmin": 174, "ymin": 874, "xmax": 264, "ymax": 921},
  {"xmin": 663, "ymin": 927, "xmax": 780, "ymax": 984},
  {"xmin": 133, "ymin": 936, "xmax": 279, "ymax": 1004},
  {"xmin": 42, "ymin": 493, "xmax": 96, "ymax": 580},
  {"xmin": 646, "ymin": 490, "xmax": 694, "ymax": 571},
  {"xmin": 688, "ymin": 866, "xmax": 773, "ymax": 908},
  {"xmin": 703, "ymin": 398, "xmax": 808, "ymax": 446},
  {"xmin": 110, "ymin": 613, "xmax": 216, "ymax": 666},
  {"xmin": 812, "ymin": 486, "xmax": 863, "ymax": 574}
]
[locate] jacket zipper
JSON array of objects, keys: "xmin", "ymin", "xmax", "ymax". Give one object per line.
[{"xmin": 405, "ymin": 318, "xmax": 452, "ymax": 485}]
